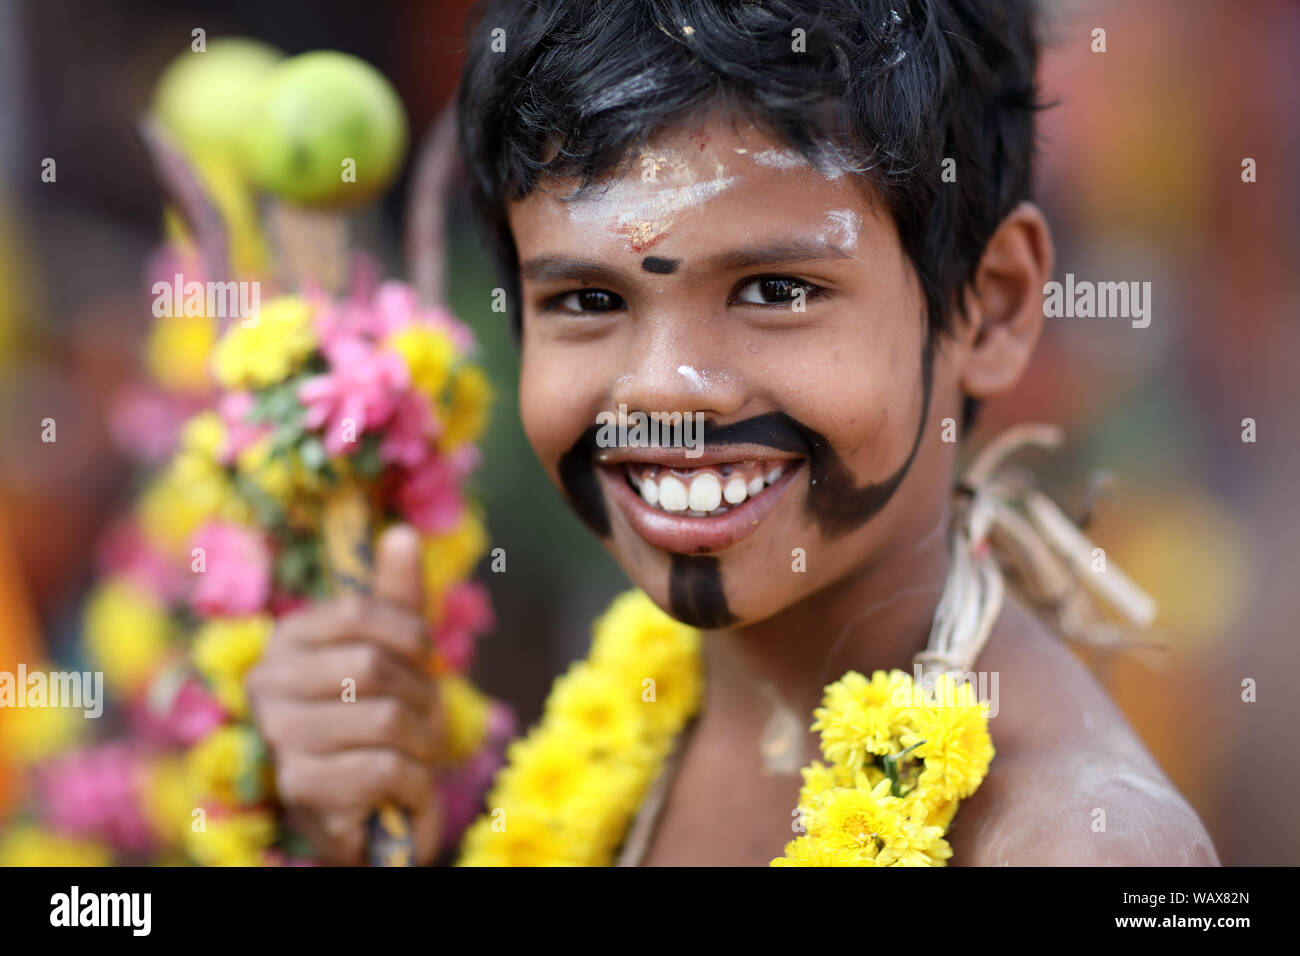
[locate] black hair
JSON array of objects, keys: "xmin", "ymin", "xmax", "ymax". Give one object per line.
[{"xmin": 457, "ymin": 0, "xmax": 1044, "ymax": 431}]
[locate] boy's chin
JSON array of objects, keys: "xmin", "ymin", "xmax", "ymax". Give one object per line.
[{"xmin": 630, "ymin": 566, "xmax": 796, "ymax": 632}]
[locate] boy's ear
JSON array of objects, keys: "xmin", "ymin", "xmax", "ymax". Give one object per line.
[{"xmin": 956, "ymin": 201, "xmax": 1054, "ymax": 399}]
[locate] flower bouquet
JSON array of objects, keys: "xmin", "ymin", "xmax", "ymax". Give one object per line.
[{"xmin": 0, "ymin": 38, "xmax": 511, "ymax": 867}]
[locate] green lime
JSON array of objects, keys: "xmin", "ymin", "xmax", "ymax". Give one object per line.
[
  {"xmin": 153, "ymin": 37, "xmax": 284, "ymax": 170},
  {"xmin": 245, "ymin": 51, "xmax": 408, "ymax": 207}
]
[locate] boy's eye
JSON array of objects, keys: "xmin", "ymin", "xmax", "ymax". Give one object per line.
[
  {"xmin": 553, "ymin": 288, "xmax": 626, "ymax": 313},
  {"xmin": 734, "ymin": 276, "xmax": 822, "ymax": 306}
]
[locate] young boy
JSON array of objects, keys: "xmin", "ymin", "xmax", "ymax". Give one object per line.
[{"xmin": 246, "ymin": 0, "xmax": 1218, "ymax": 865}]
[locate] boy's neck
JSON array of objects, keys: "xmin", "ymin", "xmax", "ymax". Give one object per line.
[{"xmin": 699, "ymin": 502, "xmax": 953, "ymax": 729}]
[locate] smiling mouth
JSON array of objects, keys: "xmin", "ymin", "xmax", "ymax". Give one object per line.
[
  {"xmin": 623, "ymin": 460, "xmax": 793, "ymax": 516},
  {"xmin": 596, "ymin": 454, "xmax": 804, "ymax": 554}
]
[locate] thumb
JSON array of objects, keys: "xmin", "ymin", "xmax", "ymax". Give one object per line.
[{"xmin": 373, "ymin": 524, "xmax": 425, "ymax": 614}]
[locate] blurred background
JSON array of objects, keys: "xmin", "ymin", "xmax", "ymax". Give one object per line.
[{"xmin": 0, "ymin": 0, "xmax": 1295, "ymax": 864}]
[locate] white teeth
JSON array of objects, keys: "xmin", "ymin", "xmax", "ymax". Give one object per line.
[
  {"xmin": 640, "ymin": 477, "xmax": 659, "ymax": 507},
  {"xmin": 658, "ymin": 475, "xmax": 689, "ymax": 512},
  {"xmin": 688, "ymin": 472, "xmax": 722, "ymax": 512},
  {"xmin": 629, "ymin": 461, "xmax": 797, "ymax": 515}
]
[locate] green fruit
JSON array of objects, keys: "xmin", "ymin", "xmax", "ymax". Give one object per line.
[
  {"xmin": 245, "ymin": 51, "xmax": 408, "ymax": 207},
  {"xmin": 153, "ymin": 38, "xmax": 284, "ymax": 169}
]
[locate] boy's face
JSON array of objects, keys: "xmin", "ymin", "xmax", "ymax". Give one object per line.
[{"xmin": 508, "ymin": 116, "xmax": 966, "ymax": 629}]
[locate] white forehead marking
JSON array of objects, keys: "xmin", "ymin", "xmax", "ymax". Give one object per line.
[
  {"xmin": 751, "ymin": 148, "xmax": 807, "ymax": 170},
  {"xmin": 821, "ymin": 209, "xmax": 862, "ymax": 251},
  {"xmin": 750, "ymin": 146, "xmax": 846, "ymax": 181},
  {"xmin": 565, "ymin": 176, "xmax": 737, "ymax": 250}
]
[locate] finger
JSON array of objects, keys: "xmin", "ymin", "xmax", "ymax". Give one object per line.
[
  {"xmin": 276, "ymin": 749, "xmax": 437, "ymax": 815},
  {"xmin": 410, "ymin": 790, "xmax": 443, "ymax": 866},
  {"xmin": 299, "ymin": 810, "xmax": 368, "ymax": 867},
  {"xmin": 273, "ymin": 593, "xmax": 428, "ymax": 665},
  {"xmin": 257, "ymin": 698, "xmax": 437, "ymax": 762},
  {"xmin": 373, "ymin": 524, "xmax": 425, "ymax": 615},
  {"xmin": 246, "ymin": 643, "xmax": 434, "ymax": 711}
]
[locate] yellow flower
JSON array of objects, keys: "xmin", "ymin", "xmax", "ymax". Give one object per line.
[
  {"xmin": 588, "ymin": 590, "xmax": 701, "ymax": 734},
  {"xmin": 440, "ymin": 675, "xmax": 491, "ymax": 763},
  {"xmin": 900, "ymin": 674, "xmax": 994, "ymax": 802},
  {"xmin": 235, "ymin": 436, "xmax": 292, "ymax": 503},
  {"xmin": 772, "ymin": 835, "xmax": 872, "ymax": 867},
  {"xmin": 493, "ymin": 733, "xmax": 591, "ymax": 817},
  {"xmin": 555, "ymin": 758, "xmax": 658, "ymax": 862},
  {"xmin": 185, "ymin": 810, "xmax": 275, "ymax": 866},
  {"xmin": 812, "ymin": 669, "xmax": 912, "ymax": 771},
  {"xmin": 438, "ymin": 364, "xmax": 492, "ymax": 451},
  {"xmin": 904, "ymin": 785, "xmax": 960, "ymax": 831},
  {"xmin": 186, "ymin": 725, "xmax": 266, "ymax": 806},
  {"xmin": 421, "ymin": 510, "xmax": 489, "ymax": 607},
  {"xmin": 0, "ymin": 682, "xmax": 84, "ymax": 762},
  {"xmin": 141, "ymin": 755, "xmax": 190, "ymax": 850},
  {"xmin": 234, "ymin": 437, "xmax": 324, "ymax": 525},
  {"xmin": 147, "ymin": 312, "xmax": 217, "ymax": 392},
  {"xmin": 212, "ymin": 295, "xmax": 316, "ymax": 389},
  {"xmin": 0, "ymin": 825, "xmax": 112, "ymax": 867},
  {"xmin": 83, "ymin": 578, "xmax": 174, "ymax": 695},
  {"xmin": 457, "ymin": 805, "xmax": 584, "ymax": 867},
  {"xmin": 192, "ymin": 616, "xmax": 271, "ymax": 718},
  {"xmin": 138, "ymin": 452, "xmax": 248, "ymax": 554},
  {"xmin": 179, "ymin": 411, "xmax": 227, "ymax": 462},
  {"xmin": 544, "ymin": 661, "xmax": 647, "ymax": 758},
  {"xmin": 389, "ymin": 326, "xmax": 456, "ymax": 399},
  {"xmin": 796, "ymin": 759, "xmax": 856, "ymax": 807},
  {"xmin": 805, "ymin": 776, "xmax": 949, "ymax": 866}
]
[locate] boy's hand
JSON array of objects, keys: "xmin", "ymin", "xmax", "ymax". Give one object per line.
[{"xmin": 245, "ymin": 526, "xmax": 443, "ymax": 865}]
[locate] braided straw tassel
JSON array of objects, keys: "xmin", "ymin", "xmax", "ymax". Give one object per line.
[{"xmin": 914, "ymin": 424, "xmax": 1158, "ymax": 683}]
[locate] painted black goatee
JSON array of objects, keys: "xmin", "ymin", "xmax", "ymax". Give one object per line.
[{"xmin": 669, "ymin": 554, "xmax": 736, "ymax": 628}]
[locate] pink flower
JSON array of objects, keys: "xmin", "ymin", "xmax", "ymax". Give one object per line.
[
  {"xmin": 376, "ymin": 281, "xmax": 476, "ymax": 353},
  {"xmin": 433, "ymin": 580, "xmax": 495, "ymax": 673},
  {"xmin": 269, "ymin": 592, "xmax": 309, "ymax": 617},
  {"xmin": 189, "ymin": 521, "xmax": 272, "ymax": 617},
  {"xmin": 97, "ymin": 518, "xmax": 188, "ymax": 604},
  {"xmin": 421, "ymin": 304, "xmax": 476, "ymax": 355},
  {"xmin": 298, "ymin": 337, "xmax": 409, "ymax": 456},
  {"xmin": 379, "ymin": 392, "xmax": 441, "ymax": 467},
  {"xmin": 435, "ymin": 701, "xmax": 514, "ymax": 847},
  {"xmin": 372, "ymin": 281, "xmax": 421, "ymax": 336},
  {"xmin": 37, "ymin": 744, "xmax": 156, "ymax": 855},
  {"xmin": 109, "ymin": 385, "xmax": 205, "ymax": 463},
  {"xmin": 313, "ymin": 279, "xmax": 477, "ymax": 359},
  {"xmin": 218, "ymin": 391, "xmax": 267, "ymax": 463},
  {"xmin": 392, "ymin": 450, "xmax": 475, "ymax": 533},
  {"xmin": 130, "ymin": 672, "xmax": 228, "ymax": 746}
]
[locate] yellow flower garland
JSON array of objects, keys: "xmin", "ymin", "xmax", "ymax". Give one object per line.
[{"xmin": 457, "ymin": 590, "xmax": 994, "ymax": 867}]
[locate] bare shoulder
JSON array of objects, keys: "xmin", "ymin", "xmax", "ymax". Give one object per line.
[{"xmin": 947, "ymin": 600, "xmax": 1219, "ymax": 867}]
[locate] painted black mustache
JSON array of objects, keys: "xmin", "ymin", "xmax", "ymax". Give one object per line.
[{"xmin": 558, "ymin": 393, "xmax": 931, "ymax": 540}]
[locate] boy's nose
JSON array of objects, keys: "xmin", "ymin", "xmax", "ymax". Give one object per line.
[{"xmin": 610, "ymin": 321, "xmax": 746, "ymax": 421}]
